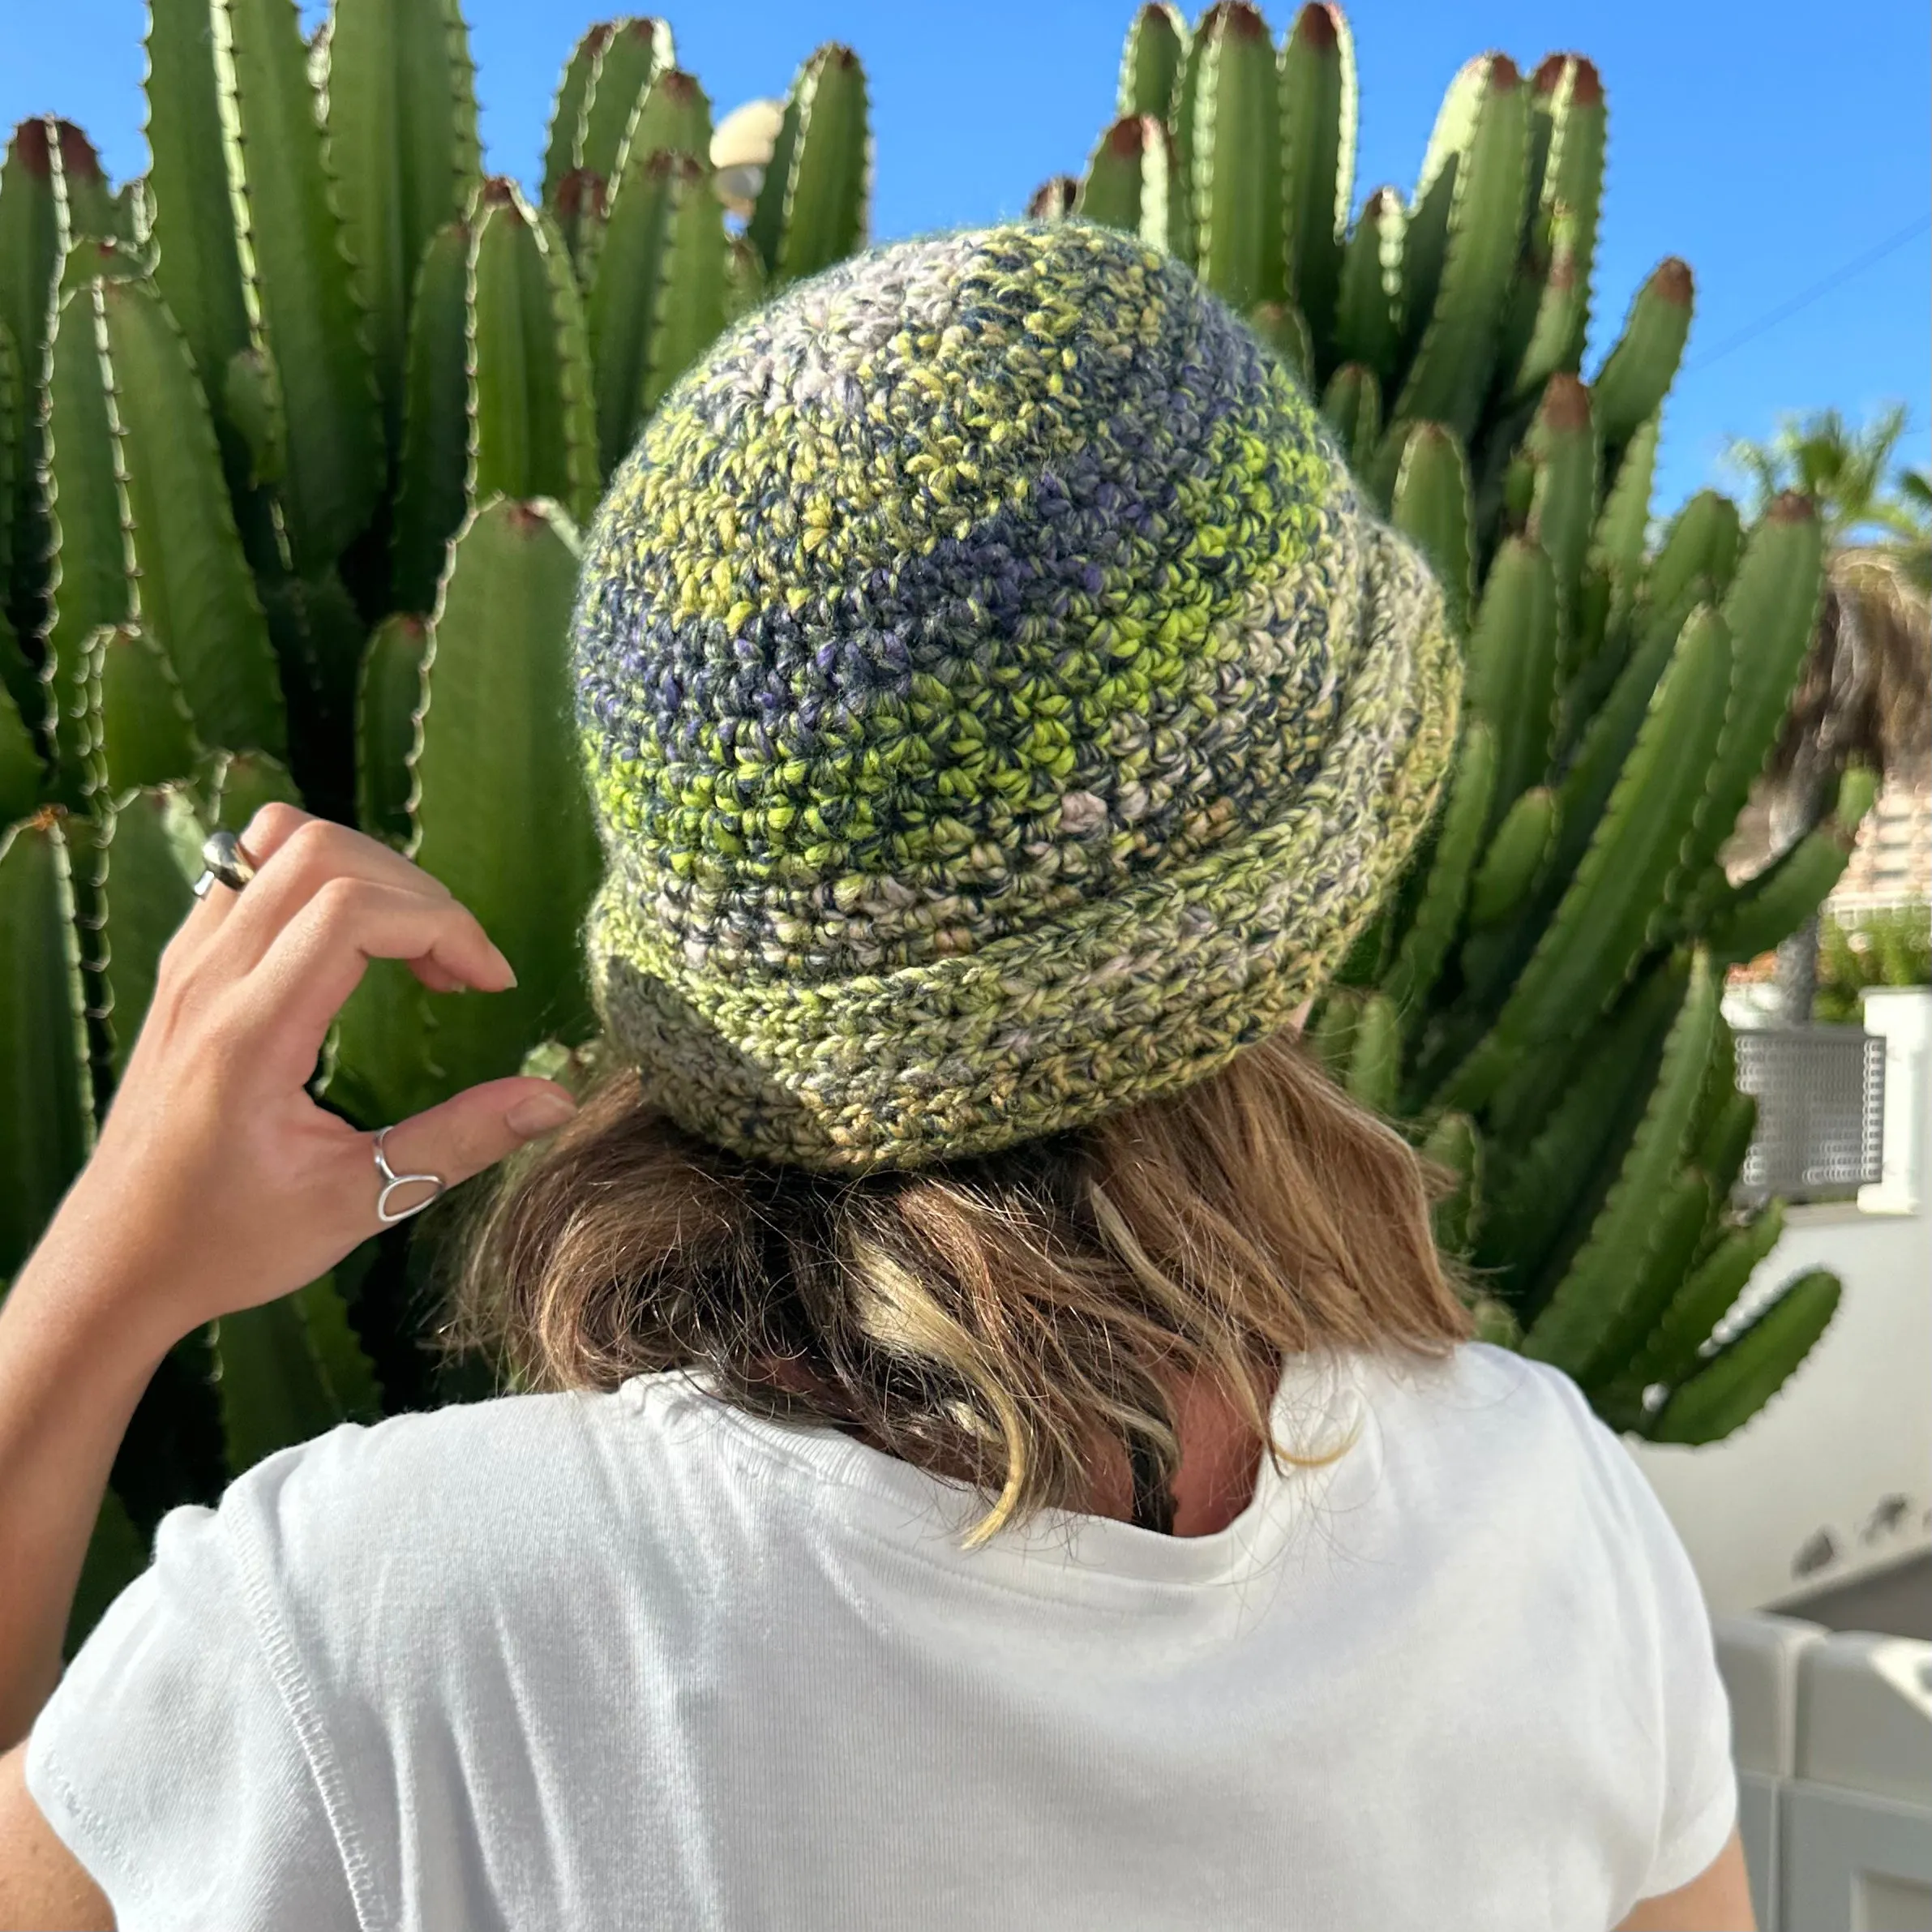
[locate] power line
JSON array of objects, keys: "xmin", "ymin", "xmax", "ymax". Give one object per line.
[{"xmin": 1686, "ymin": 212, "xmax": 1932, "ymax": 372}]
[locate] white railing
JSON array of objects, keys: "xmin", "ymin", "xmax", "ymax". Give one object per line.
[{"xmin": 1715, "ymin": 1613, "xmax": 1932, "ymax": 1932}]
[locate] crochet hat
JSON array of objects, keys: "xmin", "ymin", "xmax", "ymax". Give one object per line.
[{"xmin": 572, "ymin": 221, "xmax": 1459, "ymax": 1173}]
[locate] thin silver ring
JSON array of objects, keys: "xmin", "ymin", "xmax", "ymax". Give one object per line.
[
  {"xmin": 373, "ymin": 1126, "xmax": 447, "ymax": 1225},
  {"xmin": 191, "ymin": 829, "xmax": 256, "ymax": 900}
]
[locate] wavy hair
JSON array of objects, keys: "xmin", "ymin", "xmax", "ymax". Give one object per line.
[{"xmin": 443, "ymin": 1030, "xmax": 1475, "ymax": 1542}]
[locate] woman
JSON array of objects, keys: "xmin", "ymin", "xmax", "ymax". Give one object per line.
[{"xmin": 0, "ymin": 224, "xmax": 1751, "ymax": 1930}]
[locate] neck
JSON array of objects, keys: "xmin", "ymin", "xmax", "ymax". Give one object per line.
[
  {"xmin": 1078, "ymin": 1370, "xmax": 1270, "ymax": 1537},
  {"xmin": 759, "ymin": 1357, "xmax": 1273, "ymax": 1540}
]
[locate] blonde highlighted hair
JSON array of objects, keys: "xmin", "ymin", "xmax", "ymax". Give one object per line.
[{"xmin": 444, "ymin": 1030, "xmax": 1475, "ymax": 1542}]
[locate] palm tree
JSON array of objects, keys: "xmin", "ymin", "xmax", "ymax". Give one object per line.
[{"xmin": 1720, "ymin": 407, "xmax": 1932, "ymax": 1021}]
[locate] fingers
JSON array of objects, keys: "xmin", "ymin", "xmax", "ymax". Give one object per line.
[
  {"xmin": 217, "ymin": 810, "xmax": 454, "ymax": 973},
  {"xmin": 166, "ymin": 805, "xmax": 464, "ymax": 990},
  {"xmin": 239, "ymin": 876, "xmax": 515, "ymax": 1078},
  {"xmin": 363, "ymin": 1077, "xmax": 579, "ymax": 1224}
]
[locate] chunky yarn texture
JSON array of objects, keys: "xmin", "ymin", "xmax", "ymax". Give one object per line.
[{"xmin": 573, "ymin": 221, "xmax": 1459, "ymax": 1172}]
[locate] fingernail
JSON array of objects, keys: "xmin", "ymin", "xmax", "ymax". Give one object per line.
[
  {"xmin": 490, "ymin": 945, "xmax": 517, "ymax": 988},
  {"xmin": 507, "ymin": 1090, "xmax": 576, "ymax": 1139}
]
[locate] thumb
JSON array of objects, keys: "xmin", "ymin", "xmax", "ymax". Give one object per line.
[{"xmin": 367, "ymin": 1076, "xmax": 578, "ymax": 1223}]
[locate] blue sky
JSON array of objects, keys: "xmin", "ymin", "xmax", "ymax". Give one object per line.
[{"xmin": 5, "ymin": 0, "xmax": 1926, "ymax": 516}]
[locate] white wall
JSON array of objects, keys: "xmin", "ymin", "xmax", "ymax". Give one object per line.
[{"xmin": 1629, "ymin": 991, "xmax": 1932, "ymax": 1619}]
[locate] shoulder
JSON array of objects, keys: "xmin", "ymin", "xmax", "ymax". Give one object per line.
[
  {"xmin": 1359, "ymin": 1339, "xmax": 1625, "ymax": 1463},
  {"xmin": 204, "ymin": 1380, "xmax": 720, "ymax": 1667},
  {"xmin": 1352, "ymin": 1341, "xmax": 1670, "ymax": 1555},
  {"xmin": 218, "ymin": 1382, "xmax": 628, "ymax": 1561}
]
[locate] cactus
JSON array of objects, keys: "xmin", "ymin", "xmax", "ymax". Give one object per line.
[
  {"xmin": 1118, "ymin": 4, "xmax": 1190, "ymax": 118},
  {"xmin": 0, "ymin": 0, "xmax": 875, "ymax": 1651},
  {"xmin": 1332, "ymin": 185, "xmax": 1403, "ymax": 381},
  {"xmin": 1172, "ymin": 3, "xmax": 1284, "ymax": 312},
  {"xmin": 1388, "ymin": 54, "xmax": 1527, "ymax": 443},
  {"xmin": 0, "ymin": 0, "xmax": 1856, "ymax": 1626},
  {"xmin": 327, "ymin": 497, "xmax": 599, "ymax": 1123},
  {"xmin": 1, "ymin": 120, "xmax": 121, "ymax": 631},
  {"xmin": 41, "ymin": 251, "xmax": 286, "ymax": 788},
  {"xmin": 195, "ymin": 0, "xmax": 385, "ymax": 577},
  {"xmin": 215, "ymin": 1270, "xmax": 382, "ymax": 1475},
  {"xmin": 319, "ymin": 0, "xmax": 482, "ymax": 455},
  {"xmin": 1048, "ymin": 2, "xmax": 1853, "ymax": 1447},
  {"xmin": 588, "ymin": 148, "xmax": 726, "ymax": 480},
  {"xmin": 1278, "ymin": 5, "xmax": 1355, "ymax": 363},
  {"xmin": 0, "ymin": 812, "xmax": 93, "ymax": 1278},
  {"xmin": 542, "ymin": 18, "xmax": 677, "ymax": 201},
  {"xmin": 747, "ymin": 45, "xmax": 872, "ymax": 290},
  {"xmin": 465, "ymin": 182, "xmax": 599, "ymax": 522},
  {"xmin": 383, "ymin": 499, "xmax": 600, "ymax": 1095},
  {"xmin": 1498, "ymin": 56, "xmax": 1604, "ymax": 405},
  {"xmin": 1078, "ymin": 118, "xmax": 1190, "ymax": 259}
]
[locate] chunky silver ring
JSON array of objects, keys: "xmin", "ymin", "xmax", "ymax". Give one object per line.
[
  {"xmin": 373, "ymin": 1126, "xmax": 447, "ymax": 1225},
  {"xmin": 191, "ymin": 829, "xmax": 257, "ymax": 900}
]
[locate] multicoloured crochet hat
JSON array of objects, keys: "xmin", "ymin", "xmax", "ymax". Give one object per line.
[{"xmin": 572, "ymin": 221, "xmax": 1459, "ymax": 1172}]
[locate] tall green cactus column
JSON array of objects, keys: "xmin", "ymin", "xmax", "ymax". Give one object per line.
[
  {"xmin": 1056, "ymin": 2, "xmax": 1851, "ymax": 1446},
  {"xmin": 0, "ymin": 119, "xmax": 122, "ymax": 635}
]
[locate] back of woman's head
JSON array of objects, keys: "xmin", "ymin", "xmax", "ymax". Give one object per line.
[
  {"xmin": 450, "ymin": 1035, "xmax": 1473, "ymax": 1540},
  {"xmin": 452, "ymin": 220, "xmax": 1471, "ymax": 1537}
]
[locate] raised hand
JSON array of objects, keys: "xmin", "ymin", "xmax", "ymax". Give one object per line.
[{"xmin": 52, "ymin": 803, "xmax": 579, "ymax": 1350}]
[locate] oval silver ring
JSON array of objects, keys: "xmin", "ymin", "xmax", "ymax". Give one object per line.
[{"xmin": 373, "ymin": 1125, "xmax": 447, "ymax": 1225}]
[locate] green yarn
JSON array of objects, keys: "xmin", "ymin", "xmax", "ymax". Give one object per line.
[{"xmin": 572, "ymin": 221, "xmax": 1459, "ymax": 1170}]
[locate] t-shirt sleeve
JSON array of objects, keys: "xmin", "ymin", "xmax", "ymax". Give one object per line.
[
  {"xmin": 1617, "ymin": 1454, "xmax": 1740, "ymax": 1899},
  {"xmin": 1542, "ymin": 1363, "xmax": 1740, "ymax": 1904},
  {"xmin": 25, "ymin": 1491, "xmax": 362, "ymax": 1931}
]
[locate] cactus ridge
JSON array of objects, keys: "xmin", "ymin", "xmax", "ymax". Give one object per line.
[
  {"xmin": 1117, "ymin": 4, "xmax": 1190, "ymax": 120},
  {"xmin": 1278, "ymin": 4, "xmax": 1356, "ymax": 358},
  {"xmin": 1345, "ymin": 988, "xmax": 1402, "ymax": 1112},
  {"xmin": 1673, "ymin": 496, "xmax": 1826, "ymax": 899},
  {"xmin": 1700, "ymin": 825, "xmax": 1855, "ymax": 966},
  {"xmin": 208, "ymin": 0, "xmax": 383, "ymax": 577},
  {"xmin": 1467, "ymin": 784, "xmax": 1555, "ymax": 928},
  {"xmin": 1523, "ymin": 374, "xmax": 1600, "ymax": 672},
  {"xmin": 752, "ymin": 45, "xmax": 872, "ymax": 289},
  {"xmin": 1383, "ymin": 718, "xmax": 1493, "ymax": 1015},
  {"xmin": 1421, "ymin": 1107, "xmax": 1482, "ymax": 1253},
  {"xmin": 1390, "ymin": 54, "xmax": 1528, "ymax": 440},
  {"xmin": 462, "ymin": 181, "xmax": 600, "ymax": 525},
  {"xmin": 1464, "ymin": 535, "xmax": 1558, "ymax": 823},
  {"xmin": 1318, "ymin": 361, "xmax": 1381, "ymax": 472},
  {"xmin": 1332, "ymin": 184, "xmax": 1404, "ymax": 383},
  {"xmin": 89, "ymin": 623, "xmax": 204, "ymax": 797},
  {"xmin": 0, "ymin": 812, "xmax": 95, "ymax": 1279},
  {"xmin": 566, "ymin": 19, "xmax": 677, "ymax": 191},
  {"xmin": 1647, "ymin": 1266, "xmax": 1839, "ymax": 1444},
  {"xmin": 1521, "ymin": 949, "xmax": 1716, "ymax": 1374},
  {"xmin": 319, "ymin": 0, "xmax": 482, "ymax": 456},
  {"xmin": 388, "ymin": 218, "xmax": 469, "ymax": 611},
  {"xmin": 1592, "ymin": 258, "xmax": 1693, "ymax": 453},
  {"xmin": 1388, "ymin": 421, "xmax": 1474, "ymax": 634},
  {"xmin": 1624, "ymin": 1200, "xmax": 1784, "ymax": 1391},
  {"xmin": 1443, "ymin": 602, "xmax": 1730, "ymax": 1110},
  {"xmin": 1079, "ymin": 116, "xmax": 1189, "ymax": 259},
  {"xmin": 1579, "ymin": 1165, "xmax": 1711, "ymax": 1391},
  {"xmin": 1175, "ymin": 5, "xmax": 1284, "ymax": 314},
  {"xmin": 1500, "ymin": 54, "xmax": 1604, "ymax": 403}
]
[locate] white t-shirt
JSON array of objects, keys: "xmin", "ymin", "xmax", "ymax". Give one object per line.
[{"xmin": 28, "ymin": 1340, "xmax": 1737, "ymax": 1931}]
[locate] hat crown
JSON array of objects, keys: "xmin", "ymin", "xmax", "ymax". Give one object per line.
[{"xmin": 574, "ymin": 223, "xmax": 1361, "ymax": 976}]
